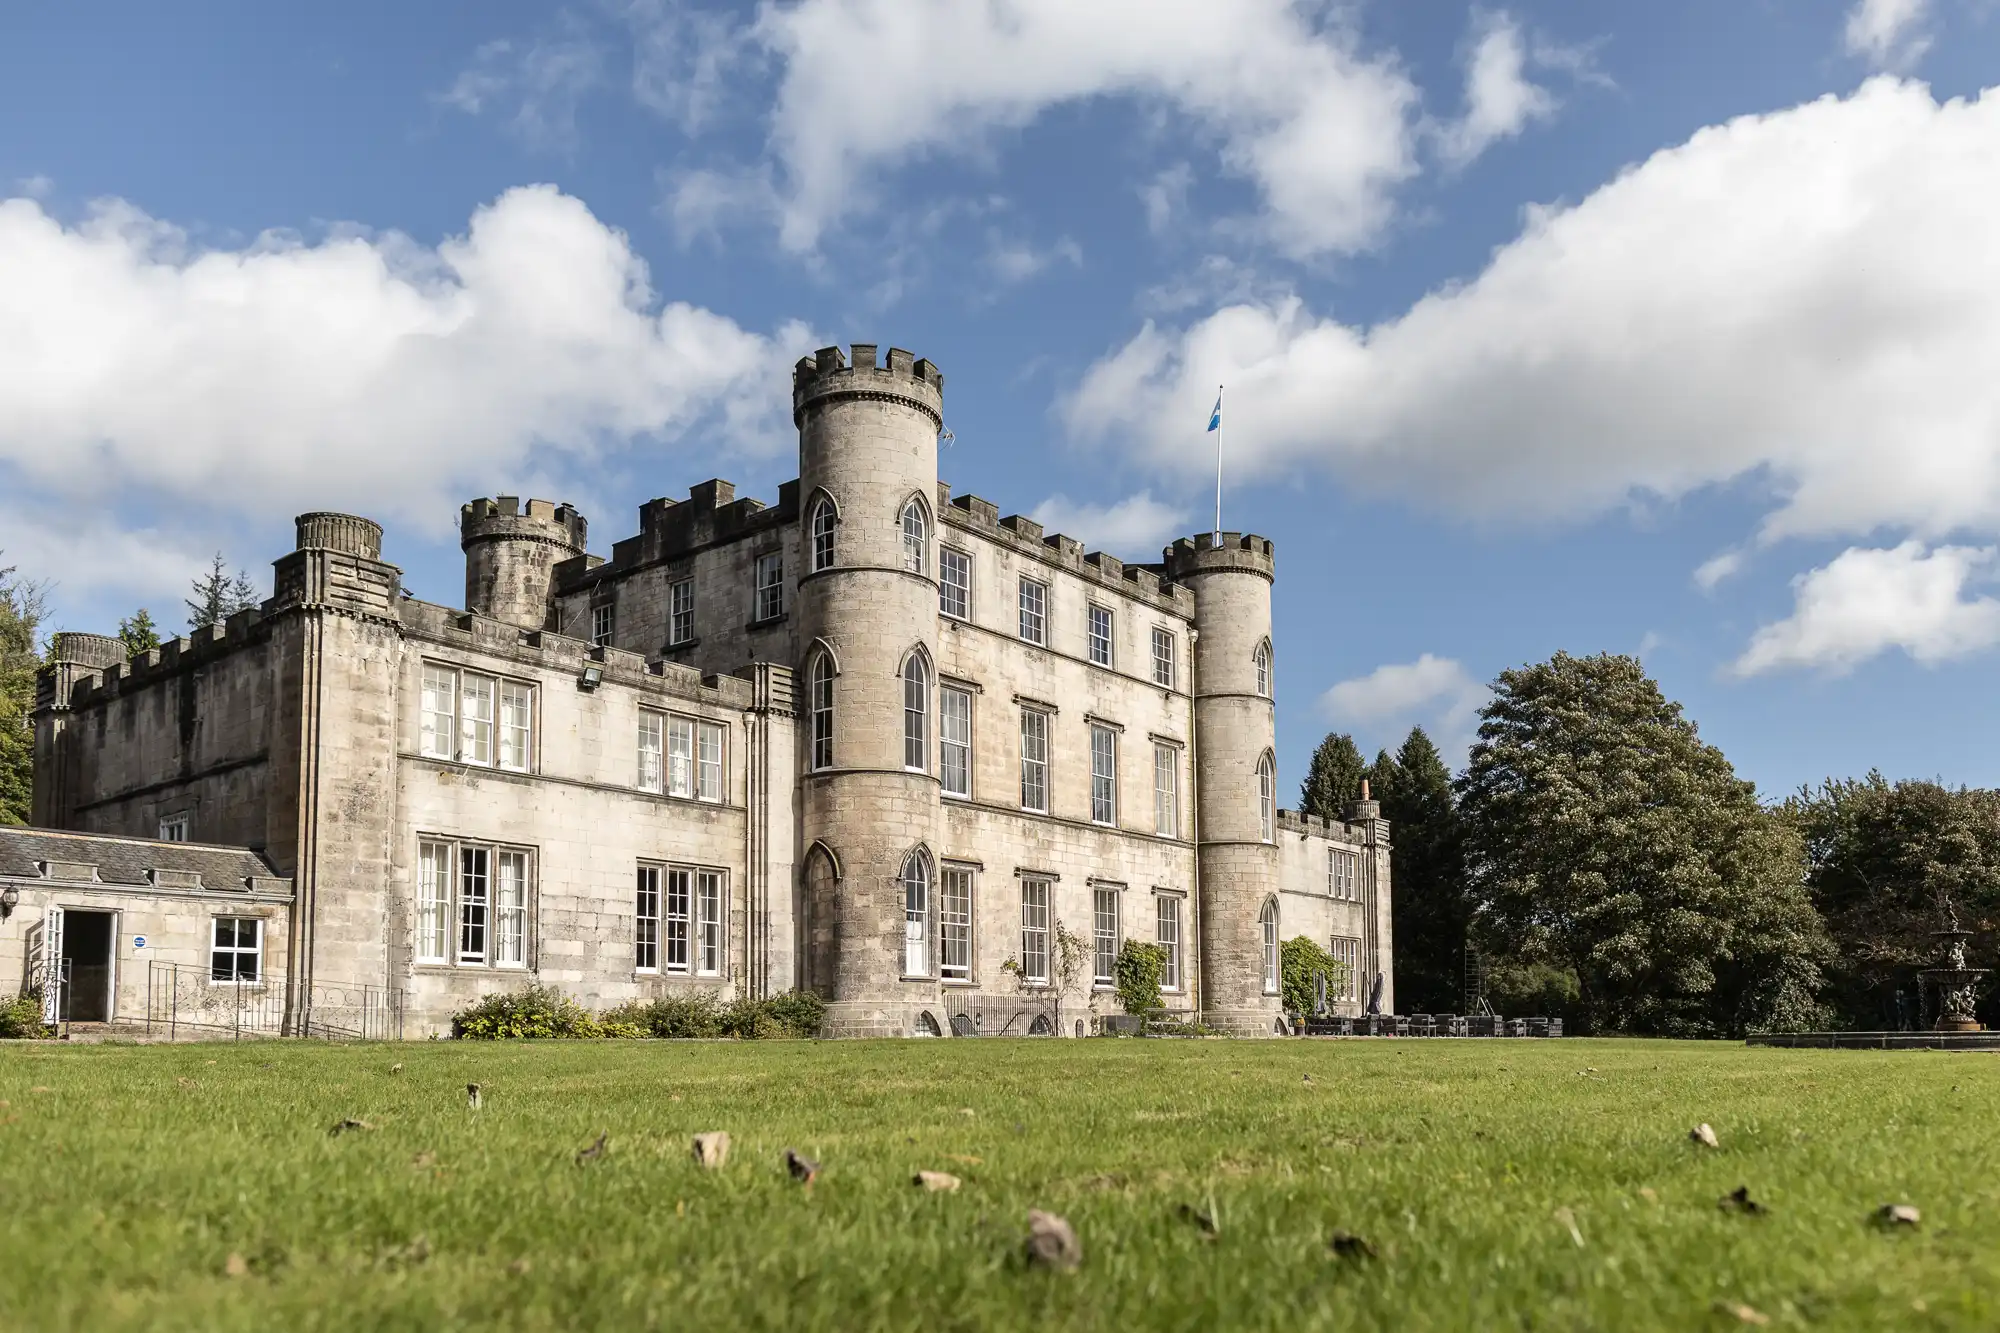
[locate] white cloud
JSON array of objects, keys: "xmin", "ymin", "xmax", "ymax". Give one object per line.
[
  {"xmin": 1435, "ymin": 10, "xmax": 1559, "ymax": 168},
  {"xmin": 985, "ymin": 234, "xmax": 1083, "ymax": 286},
  {"xmin": 1028, "ymin": 491, "xmax": 1191, "ymax": 557},
  {"xmin": 1319, "ymin": 653, "xmax": 1488, "ymax": 754},
  {"xmin": 1732, "ymin": 541, "xmax": 2000, "ymax": 675},
  {"xmin": 1140, "ymin": 163, "xmax": 1194, "ymax": 238},
  {"xmin": 0, "ymin": 496, "xmax": 215, "ymax": 615},
  {"xmin": 1694, "ymin": 549, "xmax": 1746, "ymax": 591},
  {"xmin": 436, "ymin": 24, "xmax": 606, "ymax": 152},
  {"xmin": 626, "ymin": 0, "xmax": 753, "ymax": 134},
  {"xmin": 747, "ymin": 0, "xmax": 1419, "ymax": 257},
  {"xmin": 1844, "ymin": 0, "xmax": 1932, "ymax": 71},
  {"xmin": 0, "ymin": 186, "xmax": 809, "ymax": 543},
  {"xmin": 1068, "ymin": 79, "xmax": 2000, "ymax": 556}
]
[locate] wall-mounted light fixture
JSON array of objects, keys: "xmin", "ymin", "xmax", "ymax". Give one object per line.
[
  {"xmin": 578, "ymin": 664, "xmax": 604, "ymax": 692},
  {"xmin": 0, "ymin": 884, "xmax": 18, "ymax": 920}
]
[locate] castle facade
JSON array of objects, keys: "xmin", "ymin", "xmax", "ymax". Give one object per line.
[{"xmin": 12, "ymin": 345, "xmax": 1391, "ymax": 1037}]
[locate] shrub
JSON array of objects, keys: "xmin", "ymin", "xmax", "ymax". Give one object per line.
[
  {"xmin": 601, "ymin": 989, "xmax": 825, "ymax": 1040},
  {"xmin": 451, "ymin": 985, "xmax": 603, "ymax": 1040},
  {"xmin": 1114, "ymin": 940, "xmax": 1167, "ymax": 1016},
  {"xmin": 1281, "ymin": 936, "xmax": 1347, "ymax": 1017},
  {"xmin": 604, "ymin": 990, "xmax": 726, "ymax": 1038},
  {"xmin": 759, "ymin": 989, "xmax": 827, "ymax": 1039},
  {"xmin": 0, "ymin": 989, "xmax": 46, "ymax": 1039}
]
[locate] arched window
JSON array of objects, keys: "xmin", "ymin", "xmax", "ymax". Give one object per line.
[
  {"xmin": 1253, "ymin": 640, "xmax": 1271, "ymax": 697},
  {"xmin": 903, "ymin": 651, "xmax": 929, "ymax": 772},
  {"xmin": 1256, "ymin": 752, "xmax": 1275, "ymax": 843},
  {"xmin": 808, "ymin": 651, "xmax": 835, "ymax": 771},
  {"xmin": 1260, "ymin": 899, "xmax": 1279, "ymax": 994},
  {"xmin": 902, "ymin": 848, "xmax": 933, "ymax": 976},
  {"xmin": 901, "ymin": 498, "xmax": 928, "ymax": 574},
  {"xmin": 809, "ymin": 497, "xmax": 837, "ymax": 572}
]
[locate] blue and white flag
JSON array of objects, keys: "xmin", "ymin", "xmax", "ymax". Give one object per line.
[{"xmin": 1207, "ymin": 388, "xmax": 1223, "ymax": 432}]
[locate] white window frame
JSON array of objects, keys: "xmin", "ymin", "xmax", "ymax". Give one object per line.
[
  {"xmin": 416, "ymin": 837, "xmax": 534, "ymax": 969},
  {"xmin": 940, "ymin": 686, "xmax": 972, "ymax": 798},
  {"xmin": 638, "ymin": 712, "xmax": 665, "ymax": 793},
  {"xmin": 1087, "ymin": 604, "xmax": 1114, "ymax": 667},
  {"xmin": 755, "ymin": 551, "xmax": 785, "ymax": 622},
  {"xmin": 902, "ymin": 849, "xmax": 933, "ymax": 978},
  {"xmin": 635, "ymin": 865, "xmax": 661, "ymax": 973},
  {"xmin": 420, "ymin": 664, "xmax": 533, "ymax": 771},
  {"xmin": 1092, "ymin": 887, "xmax": 1119, "ymax": 987},
  {"xmin": 1257, "ymin": 753, "xmax": 1276, "ymax": 843},
  {"xmin": 1153, "ymin": 743, "xmax": 1180, "ymax": 838},
  {"xmin": 665, "ymin": 867, "xmax": 691, "ymax": 973},
  {"xmin": 1260, "ymin": 900, "xmax": 1279, "ymax": 995},
  {"xmin": 1151, "ymin": 628, "xmax": 1176, "ymax": 689},
  {"xmin": 669, "ymin": 578, "xmax": 695, "ymax": 646},
  {"xmin": 1254, "ymin": 640, "xmax": 1271, "ymax": 697},
  {"xmin": 940, "ymin": 865, "xmax": 974, "ymax": 982},
  {"xmin": 939, "ymin": 547, "xmax": 971, "ymax": 619},
  {"xmin": 158, "ymin": 812, "xmax": 190, "ymax": 843},
  {"xmin": 1019, "ymin": 708, "xmax": 1050, "ymax": 813},
  {"xmin": 809, "ymin": 498, "xmax": 837, "ymax": 572},
  {"xmin": 1330, "ymin": 936, "xmax": 1362, "ymax": 1003},
  {"xmin": 1018, "ymin": 577, "xmax": 1048, "ymax": 645},
  {"xmin": 1020, "ymin": 877, "xmax": 1051, "ymax": 985},
  {"xmin": 696, "ymin": 869, "xmax": 724, "ymax": 976},
  {"xmin": 698, "ymin": 722, "xmax": 726, "ymax": 802},
  {"xmin": 903, "ymin": 654, "xmax": 929, "ymax": 773},
  {"xmin": 210, "ymin": 917, "xmax": 262, "ymax": 985},
  {"xmin": 809, "ymin": 653, "xmax": 834, "ymax": 771},
  {"xmin": 1329, "ymin": 848, "xmax": 1359, "ymax": 901},
  {"xmin": 902, "ymin": 498, "xmax": 929, "ymax": 574},
  {"xmin": 668, "ymin": 716, "xmax": 696, "ymax": 799},
  {"xmin": 1156, "ymin": 894, "xmax": 1183, "ymax": 992},
  {"xmin": 591, "ymin": 602, "xmax": 614, "ymax": 648},
  {"xmin": 1090, "ymin": 724, "xmax": 1117, "ymax": 826}
]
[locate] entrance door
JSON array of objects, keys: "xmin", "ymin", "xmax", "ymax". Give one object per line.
[{"xmin": 59, "ymin": 910, "xmax": 115, "ymax": 1023}]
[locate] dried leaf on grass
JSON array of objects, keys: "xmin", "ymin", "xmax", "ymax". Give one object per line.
[
  {"xmin": 692, "ymin": 1132, "xmax": 731, "ymax": 1170},
  {"xmin": 1713, "ymin": 1300, "xmax": 1770, "ymax": 1325},
  {"xmin": 1025, "ymin": 1210, "xmax": 1081, "ymax": 1271},
  {"xmin": 1690, "ymin": 1123, "xmax": 1720, "ymax": 1149},
  {"xmin": 223, "ymin": 1252, "xmax": 249, "ymax": 1278},
  {"xmin": 1553, "ymin": 1206, "xmax": 1584, "ymax": 1247},
  {"xmin": 1875, "ymin": 1203, "xmax": 1921, "ymax": 1228},
  {"xmin": 914, "ymin": 1170, "xmax": 961, "ymax": 1192}
]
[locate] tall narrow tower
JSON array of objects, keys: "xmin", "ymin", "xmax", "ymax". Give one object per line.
[
  {"xmin": 1166, "ymin": 532, "xmax": 1283, "ymax": 1036},
  {"xmin": 792, "ymin": 344, "xmax": 946, "ymax": 1037},
  {"xmin": 460, "ymin": 497, "xmax": 588, "ymax": 632}
]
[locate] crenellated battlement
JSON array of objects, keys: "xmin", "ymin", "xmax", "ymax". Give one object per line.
[
  {"xmin": 1162, "ymin": 530, "xmax": 1276, "ymax": 582},
  {"xmin": 792, "ymin": 343, "xmax": 944, "ymax": 429},
  {"xmin": 940, "ymin": 486, "xmax": 1196, "ymax": 617},
  {"xmin": 460, "ymin": 496, "xmax": 587, "ymax": 552},
  {"xmin": 559, "ymin": 478, "xmax": 800, "ymax": 592},
  {"xmin": 37, "ymin": 607, "xmax": 274, "ymax": 713},
  {"xmin": 1276, "ymin": 808, "xmax": 1377, "ymax": 847}
]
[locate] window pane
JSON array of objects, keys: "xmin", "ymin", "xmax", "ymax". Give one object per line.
[
  {"xmin": 592, "ymin": 603, "xmax": 614, "ymax": 647},
  {"xmin": 1093, "ymin": 888, "xmax": 1118, "ymax": 985},
  {"xmin": 1020, "ymin": 710, "xmax": 1048, "ymax": 812},
  {"xmin": 697, "ymin": 870, "xmax": 723, "ymax": 975},
  {"xmin": 635, "ymin": 866, "xmax": 660, "ymax": 972},
  {"xmin": 459, "ymin": 847, "xmax": 489, "ymax": 964},
  {"xmin": 756, "ymin": 552, "xmax": 784, "ymax": 622},
  {"xmin": 496, "ymin": 851, "xmax": 528, "ymax": 966},
  {"xmin": 1261, "ymin": 903, "xmax": 1278, "ymax": 992},
  {"xmin": 421, "ymin": 665, "xmax": 457, "ymax": 759},
  {"xmin": 499, "ymin": 682, "xmax": 533, "ymax": 771},
  {"xmin": 811, "ymin": 500, "xmax": 836, "ymax": 572},
  {"xmin": 903, "ymin": 853, "xmax": 931, "ymax": 977},
  {"xmin": 1090, "ymin": 725, "xmax": 1116, "ymax": 825},
  {"xmin": 670, "ymin": 580, "xmax": 695, "ymax": 645},
  {"xmin": 698, "ymin": 723, "xmax": 725, "ymax": 802},
  {"xmin": 1153, "ymin": 745, "xmax": 1178, "ymax": 837},
  {"xmin": 1258, "ymin": 756, "xmax": 1275, "ymax": 842},
  {"xmin": 417, "ymin": 841, "xmax": 450, "ymax": 962},
  {"xmin": 1151, "ymin": 629, "xmax": 1175, "ymax": 688},
  {"xmin": 461, "ymin": 674, "xmax": 494, "ymax": 766},
  {"xmin": 940, "ymin": 548, "xmax": 970, "ymax": 618},
  {"xmin": 1018, "ymin": 579, "xmax": 1046, "ymax": 644},
  {"xmin": 638, "ymin": 713, "xmax": 665, "ymax": 792},
  {"xmin": 1020, "ymin": 879, "xmax": 1050, "ymax": 984},
  {"xmin": 902, "ymin": 501, "xmax": 927, "ymax": 573},
  {"xmin": 1088, "ymin": 605, "xmax": 1113, "ymax": 666},
  {"xmin": 940, "ymin": 688, "xmax": 971, "ymax": 797},
  {"xmin": 668, "ymin": 717, "xmax": 695, "ymax": 798},
  {"xmin": 666, "ymin": 868, "xmax": 691, "ymax": 973},
  {"xmin": 903, "ymin": 658, "xmax": 928, "ymax": 772},
  {"xmin": 940, "ymin": 868, "xmax": 972, "ymax": 981},
  {"xmin": 1157, "ymin": 897, "xmax": 1181, "ymax": 990},
  {"xmin": 810, "ymin": 657, "xmax": 834, "ymax": 770}
]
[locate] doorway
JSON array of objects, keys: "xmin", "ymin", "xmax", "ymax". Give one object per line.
[{"xmin": 60, "ymin": 910, "xmax": 115, "ymax": 1023}]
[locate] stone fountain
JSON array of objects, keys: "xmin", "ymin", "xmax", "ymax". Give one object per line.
[{"xmin": 1922, "ymin": 900, "xmax": 1989, "ymax": 1033}]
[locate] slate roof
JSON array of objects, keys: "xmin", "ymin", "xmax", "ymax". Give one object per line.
[{"xmin": 0, "ymin": 826, "xmax": 284, "ymax": 892}]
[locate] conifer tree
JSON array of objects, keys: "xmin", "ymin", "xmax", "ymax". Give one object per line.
[
  {"xmin": 0, "ymin": 558, "xmax": 48, "ymax": 826},
  {"xmin": 118, "ymin": 609, "xmax": 162, "ymax": 658},
  {"xmin": 1374, "ymin": 727, "xmax": 1467, "ymax": 1015},
  {"xmin": 1299, "ymin": 732, "xmax": 1366, "ymax": 821},
  {"xmin": 186, "ymin": 554, "xmax": 260, "ymax": 632}
]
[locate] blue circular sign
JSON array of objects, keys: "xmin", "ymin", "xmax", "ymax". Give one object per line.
[{"xmin": 132, "ymin": 935, "xmax": 147, "ymax": 949}]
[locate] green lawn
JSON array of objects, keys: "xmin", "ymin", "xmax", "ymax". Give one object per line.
[{"xmin": 1, "ymin": 1037, "xmax": 1995, "ymax": 1331}]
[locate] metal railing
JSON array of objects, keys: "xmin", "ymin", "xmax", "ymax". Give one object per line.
[{"xmin": 144, "ymin": 961, "xmax": 406, "ymax": 1041}]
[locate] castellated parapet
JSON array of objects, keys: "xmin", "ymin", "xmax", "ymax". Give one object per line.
[
  {"xmin": 793, "ymin": 343, "xmax": 944, "ymax": 430},
  {"xmin": 460, "ymin": 496, "xmax": 588, "ymax": 631}
]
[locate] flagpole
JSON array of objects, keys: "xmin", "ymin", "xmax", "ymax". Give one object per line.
[{"xmin": 1211, "ymin": 384, "xmax": 1224, "ymax": 542}]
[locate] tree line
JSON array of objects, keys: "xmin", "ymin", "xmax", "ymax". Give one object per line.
[
  {"xmin": 0, "ymin": 551, "xmax": 260, "ymax": 825},
  {"xmin": 1305, "ymin": 651, "xmax": 1998, "ymax": 1037}
]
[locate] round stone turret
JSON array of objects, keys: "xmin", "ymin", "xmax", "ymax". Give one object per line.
[
  {"xmin": 295, "ymin": 512, "xmax": 383, "ymax": 559},
  {"xmin": 459, "ymin": 497, "xmax": 587, "ymax": 632},
  {"xmin": 1163, "ymin": 532, "xmax": 1283, "ymax": 1036},
  {"xmin": 793, "ymin": 344, "xmax": 946, "ymax": 1037},
  {"xmin": 47, "ymin": 632, "xmax": 126, "ymax": 670}
]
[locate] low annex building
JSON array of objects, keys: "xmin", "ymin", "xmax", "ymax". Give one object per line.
[{"xmin": 11, "ymin": 345, "xmax": 1392, "ymax": 1037}]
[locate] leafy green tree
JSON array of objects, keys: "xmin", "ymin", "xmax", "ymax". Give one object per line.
[
  {"xmin": 1299, "ymin": 732, "xmax": 1366, "ymax": 821},
  {"xmin": 1114, "ymin": 939, "xmax": 1167, "ymax": 1015},
  {"xmin": 1787, "ymin": 775, "xmax": 2000, "ymax": 1029},
  {"xmin": 1373, "ymin": 727, "xmax": 1470, "ymax": 1015},
  {"xmin": 118, "ymin": 608, "xmax": 162, "ymax": 658},
  {"xmin": 0, "ymin": 558, "xmax": 49, "ymax": 826},
  {"xmin": 1456, "ymin": 651, "xmax": 1830, "ymax": 1037},
  {"xmin": 186, "ymin": 554, "xmax": 260, "ymax": 632},
  {"xmin": 1279, "ymin": 935, "xmax": 1347, "ymax": 1016}
]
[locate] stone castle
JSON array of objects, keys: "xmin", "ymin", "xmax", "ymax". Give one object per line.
[{"xmin": 7, "ymin": 344, "xmax": 1392, "ymax": 1037}]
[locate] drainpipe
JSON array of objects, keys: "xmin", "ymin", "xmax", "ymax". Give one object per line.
[{"xmin": 1187, "ymin": 627, "xmax": 1201, "ymax": 1018}]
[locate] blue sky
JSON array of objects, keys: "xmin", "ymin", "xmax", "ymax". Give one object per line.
[{"xmin": 4, "ymin": 0, "xmax": 1999, "ymax": 799}]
